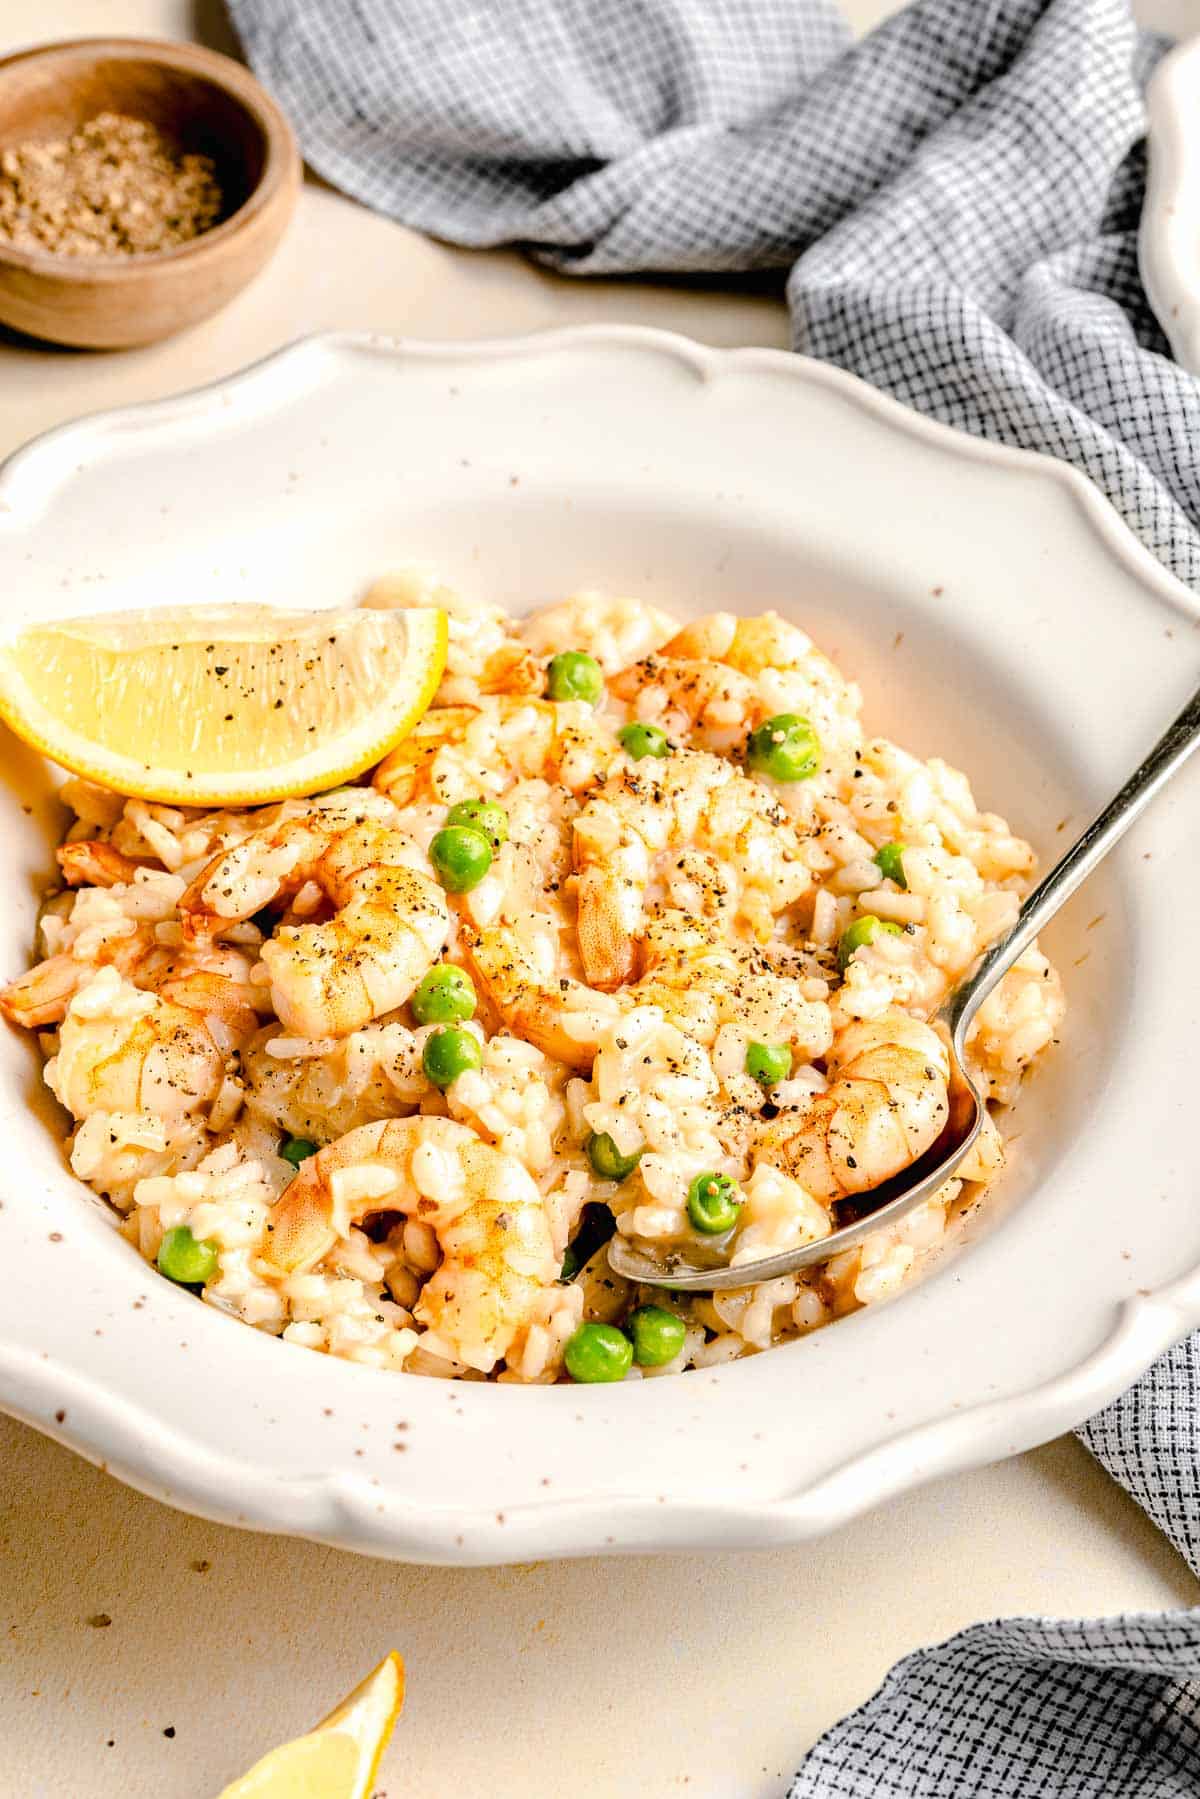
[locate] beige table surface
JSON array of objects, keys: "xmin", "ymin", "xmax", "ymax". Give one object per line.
[{"xmin": 2, "ymin": 2, "xmax": 1199, "ymax": 1795}]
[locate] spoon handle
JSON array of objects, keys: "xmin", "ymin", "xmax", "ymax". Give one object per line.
[{"xmin": 947, "ymin": 681, "xmax": 1200, "ymax": 1035}]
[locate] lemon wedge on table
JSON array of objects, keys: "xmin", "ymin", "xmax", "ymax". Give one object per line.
[
  {"xmin": 218, "ymin": 1650, "xmax": 405, "ymax": 1799},
  {"xmin": 0, "ymin": 606, "xmax": 447, "ymax": 806}
]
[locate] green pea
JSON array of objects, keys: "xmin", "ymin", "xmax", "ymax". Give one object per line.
[
  {"xmin": 745, "ymin": 1041, "xmax": 793, "ymax": 1087},
  {"xmin": 586, "ymin": 1130, "xmax": 643, "ymax": 1182},
  {"xmin": 422, "ymin": 1025, "xmax": 483, "ymax": 1089},
  {"xmin": 617, "ymin": 722, "xmax": 670, "ymax": 761},
  {"xmin": 280, "ymin": 1136, "xmax": 318, "ymax": 1168},
  {"xmin": 873, "ymin": 841, "xmax": 907, "ymax": 888},
  {"xmin": 629, "ymin": 1305, "xmax": 687, "ymax": 1367},
  {"xmin": 836, "ymin": 914, "xmax": 904, "ymax": 972},
  {"xmin": 411, "ymin": 965, "xmax": 476, "ymax": 1026},
  {"xmin": 445, "ymin": 797, "xmax": 508, "ymax": 850},
  {"xmin": 157, "ymin": 1225, "xmax": 219, "ymax": 1287},
  {"xmin": 546, "ymin": 650, "xmax": 604, "ymax": 706},
  {"xmin": 429, "ymin": 825, "xmax": 493, "ymax": 893},
  {"xmin": 564, "ymin": 1321, "xmax": 633, "ymax": 1383},
  {"xmin": 687, "ymin": 1171, "xmax": 741, "ymax": 1235},
  {"xmin": 745, "ymin": 713, "xmax": 821, "ymax": 782}
]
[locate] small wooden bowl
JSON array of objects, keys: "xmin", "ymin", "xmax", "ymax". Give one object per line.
[{"xmin": 0, "ymin": 38, "xmax": 300, "ymax": 349}]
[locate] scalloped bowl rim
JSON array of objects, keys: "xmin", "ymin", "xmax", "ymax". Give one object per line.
[{"xmin": 0, "ymin": 325, "xmax": 1196, "ymax": 1565}]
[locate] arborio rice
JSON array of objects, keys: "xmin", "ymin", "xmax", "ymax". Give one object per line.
[{"xmin": 1, "ymin": 578, "xmax": 1064, "ymax": 1384}]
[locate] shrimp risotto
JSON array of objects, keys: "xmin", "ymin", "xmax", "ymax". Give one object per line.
[{"xmin": 1, "ymin": 579, "xmax": 1064, "ymax": 1383}]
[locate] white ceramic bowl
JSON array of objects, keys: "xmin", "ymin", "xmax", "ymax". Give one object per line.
[
  {"xmin": 1, "ymin": 329, "xmax": 1198, "ymax": 1566},
  {"xmin": 1140, "ymin": 36, "xmax": 1200, "ymax": 373}
]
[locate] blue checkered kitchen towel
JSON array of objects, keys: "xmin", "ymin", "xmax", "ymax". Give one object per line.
[{"xmin": 226, "ymin": 0, "xmax": 1200, "ymax": 1789}]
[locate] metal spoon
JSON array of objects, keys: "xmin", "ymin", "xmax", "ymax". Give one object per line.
[{"xmin": 607, "ymin": 681, "xmax": 1200, "ymax": 1293}]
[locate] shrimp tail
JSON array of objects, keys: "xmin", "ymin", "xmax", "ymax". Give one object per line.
[
  {"xmin": 574, "ymin": 866, "xmax": 638, "ymax": 990},
  {"xmin": 57, "ymin": 842, "xmax": 149, "ymax": 888},
  {"xmin": 0, "ymin": 955, "xmax": 82, "ymax": 1028}
]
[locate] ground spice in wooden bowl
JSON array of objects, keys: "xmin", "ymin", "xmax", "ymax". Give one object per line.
[
  {"xmin": 0, "ymin": 37, "xmax": 299, "ymax": 344},
  {"xmin": 0, "ymin": 110, "xmax": 222, "ymax": 256}
]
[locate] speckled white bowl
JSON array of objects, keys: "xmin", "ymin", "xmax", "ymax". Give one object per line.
[
  {"xmin": 1, "ymin": 328, "xmax": 1198, "ymax": 1565},
  {"xmin": 1140, "ymin": 36, "xmax": 1200, "ymax": 373}
]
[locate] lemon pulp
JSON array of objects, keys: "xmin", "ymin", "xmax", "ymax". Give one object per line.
[{"xmin": 0, "ymin": 606, "xmax": 447, "ymax": 806}]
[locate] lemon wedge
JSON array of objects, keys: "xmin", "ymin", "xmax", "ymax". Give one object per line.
[
  {"xmin": 0, "ymin": 606, "xmax": 447, "ymax": 806},
  {"xmin": 218, "ymin": 1650, "xmax": 405, "ymax": 1799}
]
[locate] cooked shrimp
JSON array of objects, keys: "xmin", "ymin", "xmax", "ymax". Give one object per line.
[
  {"xmin": 660, "ymin": 612, "xmax": 854, "ymax": 725},
  {"xmin": 573, "ymin": 748, "xmax": 812, "ymax": 989},
  {"xmin": 158, "ymin": 969, "xmax": 261, "ymax": 1040},
  {"xmin": 462, "ymin": 917, "xmax": 619, "ymax": 1073},
  {"xmin": 105, "ymin": 799, "xmax": 269, "ymax": 877},
  {"xmin": 625, "ymin": 909, "xmax": 734, "ymax": 1043},
  {"xmin": 46, "ymin": 967, "xmax": 231, "ymax": 1126},
  {"xmin": 649, "ymin": 611, "xmax": 864, "ymax": 768},
  {"xmin": 265, "ymin": 1115, "xmax": 556, "ymax": 1371},
  {"xmin": 755, "ymin": 1012, "xmax": 949, "ymax": 1203},
  {"xmin": 3, "ymin": 927, "xmax": 192, "ymax": 1029},
  {"xmin": 179, "ymin": 803, "xmax": 449, "ymax": 1038},
  {"xmin": 2, "ymin": 873, "xmax": 168, "ymax": 1028},
  {"xmin": 455, "ymin": 842, "xmax": 619, "ymax": 1071},
  {"xmin": 630, "ymin": 908, "xmax": 832, "ymax": 1057},
  {"xmin": 242, "ymin": 1020, "xmax": 425, "ymax": 1143},
  {"xmin": 609, "ymin": 651, "xmax": 758, "ymax": 740},
  {"xmin": 1, "ymin": 952, "xmax": 102, "ymax": 1028},
  {"xmin": 57, "ymin": 842, "xmax": 150, "ymax": 888},
  {"xmin": 491, "ymin": 698, "xmax": 613, "ymax": 794},
  {"xmin": 373, "ymin": 697, "xmax": 611, "ymax": 808},
  {"xmin": 1, "ymin": 899, "xmax": 260, "ymax": 1030},
  {"xmin": 372, "ymin": 706, "xmax": 483, "ymax": 806},
  {"xmin": 473, "ymin": 642, "xmax": 543, "ymax": 697}
]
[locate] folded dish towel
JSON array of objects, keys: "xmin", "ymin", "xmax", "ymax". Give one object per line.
[{"xmin": 227, "ymin": 0, "xmax": 1200, "ymax": 1789}]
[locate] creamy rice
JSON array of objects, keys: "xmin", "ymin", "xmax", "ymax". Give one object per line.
[{"xmin": 1, "ymin": 582, "xmax": 1064, "ymax": 1383}]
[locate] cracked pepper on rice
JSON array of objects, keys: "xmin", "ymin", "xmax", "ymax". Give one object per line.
[{"xmin": 0, "ymin": 579, "xmax": 1063, "ymax": 1383}]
